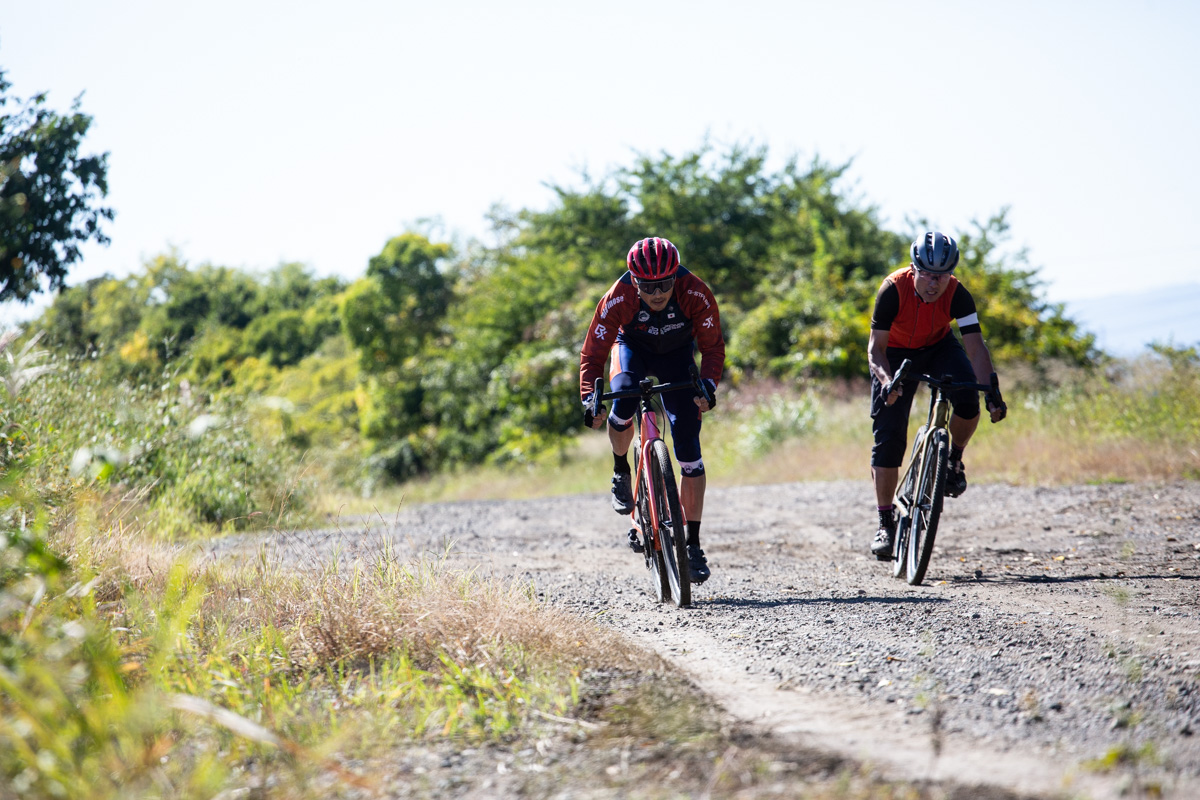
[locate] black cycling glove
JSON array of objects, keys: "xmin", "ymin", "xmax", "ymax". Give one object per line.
[
  {"xmin": 582, "ymin": 394, "xmax": 605, "ymax": 428},
  {"xmin": 699, "ymin": 378, "xmax": 717, "ymax": 410},
  {"xmin": 985, "ymin": 373, "xmax": 1008, "ymax": 422}
]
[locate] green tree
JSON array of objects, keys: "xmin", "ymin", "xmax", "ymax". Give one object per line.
[
  {"xmin": 259, "ymin": 261, "xmax": 345, "ymax": 313},
  {"xmin": 0, "ymin": 68, "xmax": 112, "ymax": 303},
  {"xmin": 340, "ymin": 233, "xmax": 454, "ymax": 372},
  {"xmin": 950, "ymin": 210, "xmax": 1097, "ymax": 373}
]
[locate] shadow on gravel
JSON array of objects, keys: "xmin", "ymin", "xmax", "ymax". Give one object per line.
[
  {"xmin": 699, "ymin": 595, "xmax": 948, "ymax": 609},
  {"xmin": 950, "ymin": 573, "xmax": 1200, "ymax": 585}
]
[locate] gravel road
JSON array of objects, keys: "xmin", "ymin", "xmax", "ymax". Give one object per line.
[{"xmin": 210, "ymin": 479, "xmax": 1200, "ymax": 799}]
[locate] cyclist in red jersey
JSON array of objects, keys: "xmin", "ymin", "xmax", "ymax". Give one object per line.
[
  {"xmin": 580, "ymin": 237, "xmax": 725, "ymax": 583},
  {"xmin": 867, "ymin": 231, "xmax": 1008, "ymax": 559}
]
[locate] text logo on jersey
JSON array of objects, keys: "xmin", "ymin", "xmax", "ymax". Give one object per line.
[
  {"xmin": 594, "ymin": 324, "xmax": 608, "ymax": 341},
  {"xmin": 703, "ymin": 316, "xmax": 714, "ymax": 329},
  {"xmin": 688, "ymin": 288, "xmax": 711, "ymax": 309},
  {"xmin": 600, "ymin": 295, "xmax": 625, "ymax": 319},
  {"xmin": 637, "ymin": 311, "xmax": 650, "ymax": 322}
]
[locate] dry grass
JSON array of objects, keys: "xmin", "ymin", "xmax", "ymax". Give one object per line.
[
  {"xmin": 57, "ymin": 491, "xmax": 648, "ymax": 678},
  {"xmin": 325, "ymin": 362, "xmax": 1200, "ymax": 509},
  {"xmin": 969, "ymin": 432, "xmax": 1199, "ymax": 485},
  {"xmin": 212, "ymin": 539, "xmax": 651, "ymax": 674}
]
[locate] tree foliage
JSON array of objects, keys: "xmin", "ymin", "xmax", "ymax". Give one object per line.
[
  {"xmin": 21, "ymin": 140, "xmax": 1097, "ymax": 485},
  {"xmin": 0, "ymin": 68, "xmax": 112, "ymax": 303}
]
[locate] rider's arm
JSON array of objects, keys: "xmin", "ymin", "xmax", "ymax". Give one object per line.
[
  {"xmin": 961, "ymin": 331, "xmax": 996, "ymax": 384},
  {"xmin": 868, "ymin": 280, "xmax": 899, "ymax": 394},
  {"xmin": 868, "ymin": 329, "xmax": 893, "ymax": 387},
  {"xmin": 951, "ymin": 285, "xmax": 1005, "ymax": 421},
  {"xmin": 678, "ymin": 273, "xmax": 725, "ymax": 386},
  {"xmin": 949, "ymin": 285, "xmax": 995, "ymax": 384},
  {"xmin": 962, "ymin": 330, "xmax": 1007, "ymax": 422},
  {"xmin": 579, "ymin": 280, "xmax": 636, "ymax": 402}
]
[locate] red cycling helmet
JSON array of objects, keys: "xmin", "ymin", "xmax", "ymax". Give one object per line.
[{"xmin": 626, "ymin": 237, "xmax": 680, "ymax": 281}]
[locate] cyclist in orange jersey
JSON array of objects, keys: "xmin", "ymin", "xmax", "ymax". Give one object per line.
[
  {"xmin": 580, "ymin": 237, "xmax": 725, "ymax": 584},
  {"xmin": 867, "ymin": 231, "xmax": 1008, "ymax": 559}
]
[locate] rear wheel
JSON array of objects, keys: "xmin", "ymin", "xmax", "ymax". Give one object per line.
[
  {"xmin": 650, "ymin": 439, "xmax": 690, "ymax": 608},
  {"xmin": 907, "ymin": 429, "xmax": 949, "ymax": 586}
]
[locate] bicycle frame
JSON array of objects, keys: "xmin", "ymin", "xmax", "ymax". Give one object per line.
[
  {"xmin": 893, "ymin": 385, "xmax": 950, "ymax": 523},
  {"xmin": 885, "ymin": 358, "xmax": 996, "ymax": 585},
  {"xmin": 589, "ymin": 368, "xmax": 712, "ymax": 607}
]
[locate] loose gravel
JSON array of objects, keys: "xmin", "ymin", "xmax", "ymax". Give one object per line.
[{"xmin": 209, "ymin": 479, "xmax": 1200, "ymax": 799}]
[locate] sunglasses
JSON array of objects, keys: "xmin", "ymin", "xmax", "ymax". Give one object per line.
[
  {"xmin": 914, "ymin": 268, "xmax": 954, "ymax": 282},
  {"xmin": 635, "ymin": 277, "xmax": 675, "ymax": 295}
]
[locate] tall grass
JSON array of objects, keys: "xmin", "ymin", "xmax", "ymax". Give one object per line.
[
  {"xmin": 5, "ymin": 329, "xmax": 1198, "ymax": 797},
  {"xmin": 4, "ymin": 349, "xmax": 310, "ymax": 536},
  {"xmin": 342, "ymin": 348, "xmax": 1200, "ymax": 508},
  {"xmin": 2, "ymin": 468, "xmax": 647, "ymax": 798},
  {"xmin": 968, "ymin": 348, "xmax": 1200, "ymax": 484},
  {"xmin": 1, "ymin": 332, "xmax": 648, "ymax": 797}
]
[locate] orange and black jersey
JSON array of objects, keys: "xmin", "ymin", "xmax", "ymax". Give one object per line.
[
  {"xmin": 579, "ymin": 267, "xmax": 724, "ymax": 401},
  {"xmin": 870, "ymin": 267, "xmax": 981, "ymax": 350}
]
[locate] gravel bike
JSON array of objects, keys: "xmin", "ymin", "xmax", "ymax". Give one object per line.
[
  {"xmin": 588, "ymin": 365, "xmax": 713, "ymax": 608},
  {"xmin": 884, "ymin": 359, "xmax": 1001, "ymax": 586}
]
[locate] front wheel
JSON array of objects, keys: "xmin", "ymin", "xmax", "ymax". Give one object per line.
[
  {"xmin": 892, "ymin": 456, "xmax": 919, "ymax": 579},
  {"xmin": 635, "ymin": 455, "xmax": 670, "ymax": 603},
  {"xmin": 650, "ymin": 439, "xmax": 690, "ymax": 608},
  {"xmin": 907, "ymin": 429, "xmax": 949, "ymax": 585}
]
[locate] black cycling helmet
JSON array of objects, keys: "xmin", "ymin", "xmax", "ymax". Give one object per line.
[
  {"xmin": 911, "ymin": 231, "xmax": 960, "ymax": 274},
  {"xmin": 626, "ymin": 237, "xmax": 680, "ymax": 281}
]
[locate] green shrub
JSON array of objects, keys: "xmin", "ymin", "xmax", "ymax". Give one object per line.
[
  {"xmin": 10, "ymin": 349, "xmax": 307, "ymax": 535},
  {"xmin": 740, "ymin": 393, "xmax": 819, "ymax": 456}
]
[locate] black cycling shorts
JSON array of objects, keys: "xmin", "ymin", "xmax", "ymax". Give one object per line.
[
  {"xmin": 870, "ymin": 334, "xmax": 981, "ymax": 468},
  {"xmin": 608, "ymin": 341, "xmax": 704, "ymax": 468}
]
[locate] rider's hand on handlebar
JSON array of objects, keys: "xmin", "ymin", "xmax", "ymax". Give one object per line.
[
  {"xmin": 985, "ymin": 373, "xmax": 1007, "ymax": 423},
  {"xmin": 694, "ymin": 378, "xmax": 717, "ymax": 412},
  {"xmin": 883, "ymin": 378, "xmax": 903, "ymax": 407},
  {"xmin": 582, "ymin": 395, "xmax": 607, "ymax": 429}
]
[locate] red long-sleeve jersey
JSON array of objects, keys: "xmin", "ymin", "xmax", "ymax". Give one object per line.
[{"xmin": 579, "ymin": 267, "xmax": 725, "ymax": 401}]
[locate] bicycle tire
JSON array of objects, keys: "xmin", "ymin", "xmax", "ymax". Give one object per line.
[
  {"xmin": 892, "ymin": 468, "xmax": 915, "ymax": 580},
  {"xmin": 907, "ymin": 428, "xmax": 949, "ymax": 585},
  {"xmin": 650, "ymin": 439, "xmax": 691, "ymax": 608},
  {"xmin": 892, "ymin": 516, "xmax": 909, "ymax": 579},
  {"xmin": 892, "ymin": 425, "xmax": 926, "ymax": 579},
  {"xmin": 635, "ymin": 450, "xmax": 670, "ymax": 603}
]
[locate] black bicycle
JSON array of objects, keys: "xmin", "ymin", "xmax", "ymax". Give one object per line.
[
  {"xmin": 588, "ymin": 364, "xmax": 712, "ymax": 608},
  {"xmin": 884, "ymin": 360, "xmax": 1001, "ymax": 585}
]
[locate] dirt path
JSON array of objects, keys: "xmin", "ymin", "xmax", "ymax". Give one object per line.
[{"xmin": 212, "ymin": 480, "xmax": 1200, "ymax": 798}]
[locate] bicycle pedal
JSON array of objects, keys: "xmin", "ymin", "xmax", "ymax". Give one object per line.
[{"xmin": 627, "ymin": 529, "xmax": 644, "ymax": 554}]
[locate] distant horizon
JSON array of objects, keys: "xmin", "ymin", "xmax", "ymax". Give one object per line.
[{"xmin": 1063, "ymin": 282, "xmax": 1200, "ymax": 356}]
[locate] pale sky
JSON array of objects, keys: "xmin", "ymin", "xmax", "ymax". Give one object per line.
[{"xmin": 2, "ymin": 0, "xmax": 1198, "ymax": 325}]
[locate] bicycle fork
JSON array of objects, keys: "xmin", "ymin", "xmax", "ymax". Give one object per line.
[
  {"xmin": 632, "ymin": 398, "xmax": 667, "ymax": 550},
  {"xmin": 898, "ymin": 389, "xmax": 951, "ymax": 520}
]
